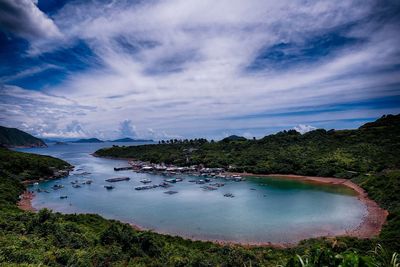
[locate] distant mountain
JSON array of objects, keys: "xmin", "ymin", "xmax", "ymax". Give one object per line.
[
  {"xmin": 0, "ymin": 126, "xmax": 47, "ymax": 148},
  {"xmin": 72, "ymin": 138, "xmax": 104, "ymax": 143},
  {"xmin": 112, "ymin": 137, "xmax": 154, "ymax": 142}
]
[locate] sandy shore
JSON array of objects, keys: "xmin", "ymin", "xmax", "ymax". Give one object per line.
[{"xmin": 18, "ymin": 191, "xmax": 36, "ymax": 212}]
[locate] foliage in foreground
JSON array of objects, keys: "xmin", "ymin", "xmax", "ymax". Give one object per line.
[
  {"xmin": 1, "ymin": 114, "xmax": 400, "ymax": 265},
  {"xmin": 0, "ymin": 149, "xmax": 395, "ymax": 266}
]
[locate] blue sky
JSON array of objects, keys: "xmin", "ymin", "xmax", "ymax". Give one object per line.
[{"xmin": 0, "ymin": 0, "xmax": 399, "ymax": 140}]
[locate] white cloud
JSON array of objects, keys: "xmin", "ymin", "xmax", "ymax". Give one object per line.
[
  {"xmin": 119, "ymin": 120, "xmax": 137, "ymax": 138},
  {"xmin": 294, "ymin": 124, "xmax": 317, "ymax": 134},
  {"xmin": 0, "ymin": 0, "xmax": 62, "ymax": 40},
  {"xmin": 1, "ymin": 0, "xmax": 399, "ymax": 139}
]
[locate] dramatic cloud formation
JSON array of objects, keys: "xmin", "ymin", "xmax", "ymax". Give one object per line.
[
  {"xmin": 119, "ymin": 120, "xmax": 137, "ymax": 138},
  {"xmin": 0, "ymin": 0, "xmax": 399, "ymax": 139},
  {"xmin": 0, "ymin": 0, "xmax": 62, "ymax": 40}
]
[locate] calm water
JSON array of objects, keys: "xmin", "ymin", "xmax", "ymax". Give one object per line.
[{"xmin": 19, "ymin": 143, "xmax": 366, "ymax": 244}]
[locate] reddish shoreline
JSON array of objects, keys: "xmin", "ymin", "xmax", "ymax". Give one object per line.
[
  {"xmin": 228, "ymin": 172, "xmax": 388, "ymax": 239},
  {"xmin": 18, "ymin": 191, "xmax": 36, "ymax": 212},
  {"xmin": 20, "ymin": 169, "xmax": 388, "ymax": 248}
]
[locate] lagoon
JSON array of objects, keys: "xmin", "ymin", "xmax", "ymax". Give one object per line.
[{"xmin": 19, "ymin": 142, "xmax": 366, "ymax": 244}]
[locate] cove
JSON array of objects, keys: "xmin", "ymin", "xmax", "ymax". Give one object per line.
[{"xmin": 20, "ymin": 143, "xmax": 367, "ymax": 244}]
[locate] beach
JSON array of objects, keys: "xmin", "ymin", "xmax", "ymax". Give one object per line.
[{"xmin": 18, "ymin": 191, "xmax": 36, "ymax": 212}]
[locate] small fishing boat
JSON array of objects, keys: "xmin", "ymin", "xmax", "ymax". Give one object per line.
[
  {"xmin": 164, "ymin": 190, "xmax": 178, "ymax": 195},
  {"xmin": 135, "ymin": 185, "xmax": 158, "ymax": 190},
  {"xmin": 60, "ymin": 195, "xmax": 68, "ymax": 199},
  {"xmin": 105, "ymin": 177, "xmax": 130, "ymax": 182},
  {"xmin": 52, "ymin": 184, "xmax": 64, "ymax": 190},
  {"xmin": 159, "ymin": 182, "xmax": 172, "ymax": 188},
  {"xmin": 114, "ymin": 166, "xmax": 133, "ymax": 171},
  {"xmin": 140, "ymin": 179, "xmax": 152, "ymax": 184},
  {"xmin": 104, "ymin": 185, "xmax": 115, "ymax": 190},
  {"xmin": 201, "ymin": 186, "xmax": 217, "ymax": 191}
]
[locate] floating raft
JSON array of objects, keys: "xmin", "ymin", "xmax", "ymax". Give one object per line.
[
  {"xmin": 105, "ymin": 177, "xmax": 130, "ymax": 182},
  {"xmin": 135, "ymin": 185, "xmax": 158, "ymax": 190},
  {"xmin": 114, "ymin": 166, "xmax": 133, "ymax": 171}
]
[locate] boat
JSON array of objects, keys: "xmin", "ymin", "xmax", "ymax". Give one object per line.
[
  {"xmin": 72, "ymin": 184, "xmax": 81, "ymax": 188},
  {"xmin": 165, "ymin": 178, "xmax": 177, "ymax": 183},
  {"xmin": 60, "ymin": 195, "xmax": 68, "ymax": 199},
  {"xmin": 159, "ymin": 182, "xmax": 172, "ymax": 188},
  {"xmin": 135, "ymin": 185, "xmax": 158, "ymax": 190},
  {"xmin": 164, "ymin": 190, "xmax": 178, "ymax": 195},
  {"xmin": 224, "ymin": 193, "xmax": 234, "ymax": 198},
  {"xmin": 210, "ymin": 182, "xmax": 225, "ymax": 187},
  {"xmin": 201, "ymin": 186, "xmax": 217, "ymax": 191},
  {"xmin": 175, "ymin": 178, "xmax": 184, "ymax": 182},
  {"xmin": 104, "ymin": 185, "xmax": 115, "ymax": 190},
  {"xmin": 52, "ymin": 184, "xmax": 64, "ymax": 190},
  {"xmin": 105, "ymin": 177, "xmax": 130, "ymax": 182},
  {"xmin": 114, "ymin": 166, "xmax": 133, "ymax": 171},
  {"xmin": 140, "ymin": 179, "xmax": 152, "ymax": 184},
  {"xmin": 73, "ymin": 171, "xmax": 91, "ymax": 176}
]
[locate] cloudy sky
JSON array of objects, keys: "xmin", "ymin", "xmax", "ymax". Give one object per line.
[{"xmin": 0, "ymin": 0, "xmax": 399, "ymax": 140}]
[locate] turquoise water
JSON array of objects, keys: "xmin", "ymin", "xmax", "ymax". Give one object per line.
[{"xmin": 20, "ymin": 143, "xmax": 366, "ymax": 244}]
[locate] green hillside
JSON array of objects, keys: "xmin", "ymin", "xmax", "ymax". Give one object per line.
[
  {"xmin": 0, "ymin": 126, "xmax": 46, "ymax": 148},
  {"xmin": 0, "ymin": 148, "xmax": 398, "ymax": 266},
  {"xmin": 95, "ymin": 114, "xmax": 400, "ymax": 178}
]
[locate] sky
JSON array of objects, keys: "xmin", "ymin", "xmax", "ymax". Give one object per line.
[{"xmin": 0, "ymin": 0, "xmax": 399, "ymax": 140}]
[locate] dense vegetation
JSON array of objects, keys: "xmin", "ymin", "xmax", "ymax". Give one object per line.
[
  {"xmin": 0, "ymin": 125, "xmax": 46, "ymax": 148},
  {"xmin": 0, "ymin": 149, "xmax": 398, "ymax": 266},
  {"xmin": 0, "ymin": 148, "xmax": 72, "ymax": 181},
  {"xmin": 1, "ymin": 115, "xmax": 399, "ymax": 266},
  {"xmin": 95, "ymin": 115, "xmax": 400, "ymax": 178}
]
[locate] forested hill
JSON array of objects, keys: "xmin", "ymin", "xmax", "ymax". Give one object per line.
[
  {"xmin": 0, "ymin": 134, "xmax": 398, "ymax": 265},
  {"xmin": 95, "ymin": 114, "xmax": 400, "ymax": 178},
  {"xmin": 0, "ymin": 126, "xmax": 46, "ymax": 148}
]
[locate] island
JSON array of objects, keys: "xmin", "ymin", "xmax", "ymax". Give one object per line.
[
  {"xmin": 71, "ymin": 137, "xmax": 153, "ymax": 143},
  {"xmin": 72, "ymin": 138, "xmax": 104, "ymax": 143},
  {"xmin": 112, "ymin": 137, "xmax": 154, "ymax": 142}
]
